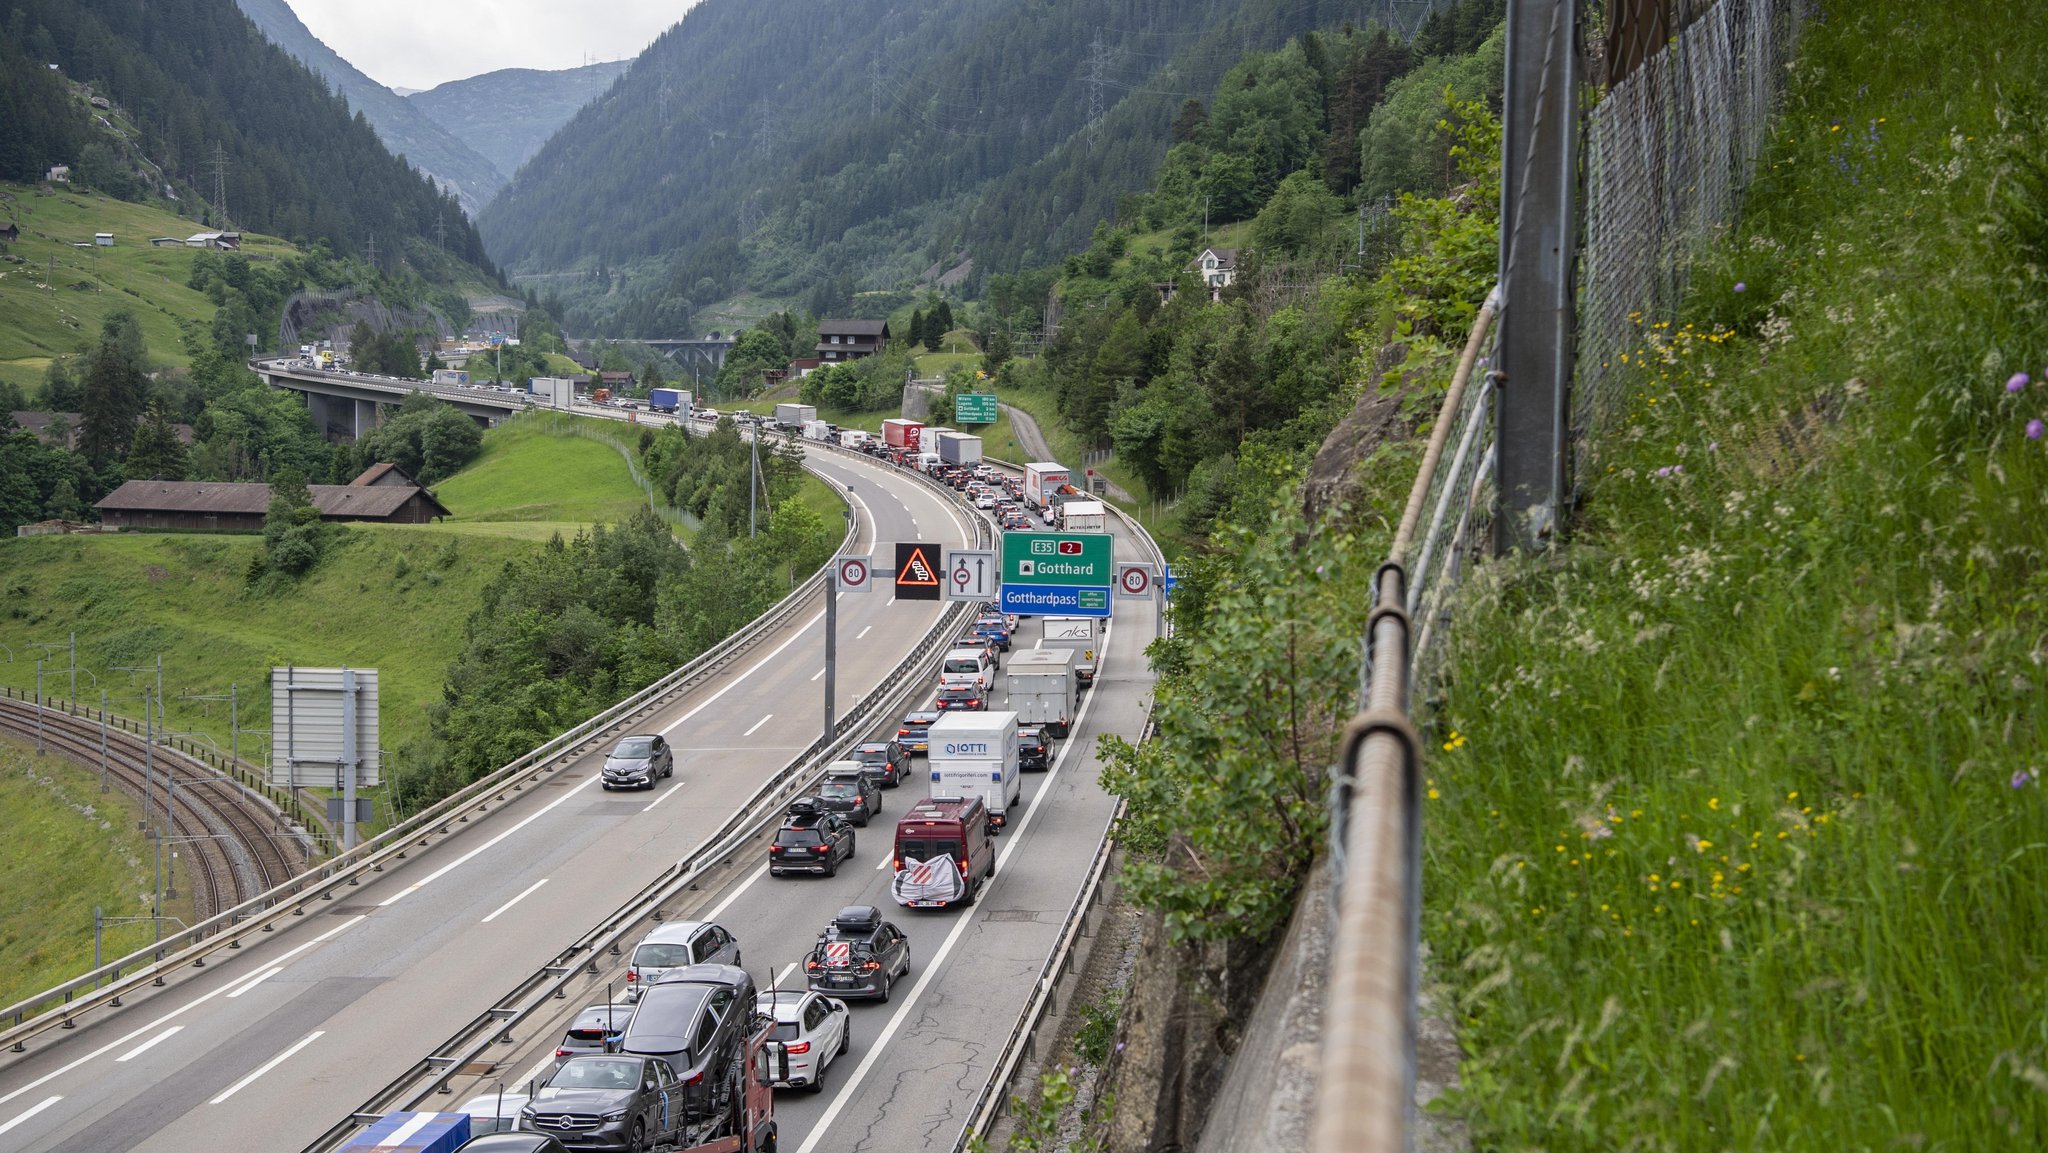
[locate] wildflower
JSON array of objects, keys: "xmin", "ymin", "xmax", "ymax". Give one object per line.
[
  {"xmin": 1427, "ymin": 788, "xmax": 1440, "ymax": 800},
  {"xmin": 2014, "ymin": 770, "xmax": 2036, "ymax": 789},
  {"xmin": 2028, "ymin": 419, "xmax": 2044, "ymax": 440},
  {"xmin": 1733, "ymin": 282, "xmax": 1746, "ymax": 293},
  {"xmin": 1697, "ymin": 840, "xmax": 1713, "ymax": 851},
  {"xmin": 2009, "ymin": 372, "xmax": 2031, "ymax": 394},
  {"xmin": 1787, "ymin": 791, "xmax": 1799, "ymax": 800},
  {"xmin": 1708, "ymin": 797, "xmax": 1720, "ymax": 811}
]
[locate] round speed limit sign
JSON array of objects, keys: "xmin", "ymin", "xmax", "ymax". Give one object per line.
[
  {"xmin": 836, "ymin": 556, "xmax": 871, "ymax": 591},
  {"xmin": 1117, "ymin": 563, "xmax": 1152, "ymax": 596}
]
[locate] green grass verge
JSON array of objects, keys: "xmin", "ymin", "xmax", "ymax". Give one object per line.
[
  {"xmin": 0, "ymin": 737, "xmax": 196, "ymax": 1008},
  {"xmin": 0, "ymin": 181, "xmax": 299, "ymax": 391},
  {"xmin": 1427, "ymin": 4, "xmax": 2048, "ymax": 1146},
  {"xmin": 431, "ymin": 416, "xmax": 649, "ymax": 526},
  {"xmin": 0, "ymin": 528, "xmax": 538, "ymax": 766}
]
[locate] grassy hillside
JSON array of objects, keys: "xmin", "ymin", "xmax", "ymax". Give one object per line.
[
  {"xmin": 427, "ymin": 417, "xmax": 650, "ymax": 538},
  {"xmin": 1427, "ymin": 2, "xmax": 2048, "ymax": 1146},
  {"xmin": 0, "ymin": 738, "xmax": 184, "ymax": 1009},
  {"xmin": 0, "ymin": 182, "xmax": 299, "ymax": 391},
  {"xmin": 0, "ymin": 528, "xmax": 536, "ymax": 763}
]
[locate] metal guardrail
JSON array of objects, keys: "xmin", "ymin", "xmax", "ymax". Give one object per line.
[
  {"xmin": 1314, "ymin": 287, "xmax": 1498, "ymax": 1153},
  {"xmin": 0, "ymin": 450, "xmax": 865, "ymax": 1056}
]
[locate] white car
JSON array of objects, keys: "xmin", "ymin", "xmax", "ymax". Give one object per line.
[
  {"xmin": 758, "ymin": 988, "xmax": 850, "ymax": 1093},
  {"xmin": 974, "ymin": 492, "xmax": 997, "ymax": 510}
]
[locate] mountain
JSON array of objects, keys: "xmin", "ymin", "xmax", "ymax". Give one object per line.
[
  {"xmin": 408, "ymin": 62, "xmax": 630, "ymax": 181},
  {"xmin": 477, "ymin": 0, "xmax": 1434, "ymax": 335},
  {"xmin": 230, "ymin": 0, "xmax": 507, "ymax": 214},
  {"xmin": 1, "ymin": 0, "xmax": 494, "ymax": 273}
]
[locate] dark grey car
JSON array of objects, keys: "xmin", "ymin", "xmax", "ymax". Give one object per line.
[
  {"xmin": 804, "ymin": 906, "xmax": 912, "ymax": 1002},
  {"xmin": 519, "ymin": 1055, "xmax": 686, "ymax": 1151},
  {"xmin": 814, "ymin": 767, "xmax": 881, "ymax": 826},
  {"xmin": 850, "ymin": 740, "xmax": 909, "ymax": 788},
  {"xmin": 602, "ymin": 734, "xmax": 674, "ymax": 791},
  {"xmin": 616, "ymin": 973, "xmax": 753, "ymax": 1121}
]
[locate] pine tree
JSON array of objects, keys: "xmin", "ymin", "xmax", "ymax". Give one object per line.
[
  {"xmin": 125, "ymin": 401, "xmax": 188, "ymax": 480},
  {"xmin": 908, "ymin": 308, "xmax": 926, "ymax": 349},
  {"xmin": 78, "ymin": 331, "xmax": 144, "ymax": 466}
]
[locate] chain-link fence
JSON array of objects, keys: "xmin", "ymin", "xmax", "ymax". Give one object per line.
[{"xmin": 1574, "ymin": 0, "xmax": 1802, "ymax": 489}]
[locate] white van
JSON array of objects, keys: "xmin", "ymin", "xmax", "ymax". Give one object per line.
[{"xmin": 937, "ymin": 647, "xmax": 995, "ymax": 691}]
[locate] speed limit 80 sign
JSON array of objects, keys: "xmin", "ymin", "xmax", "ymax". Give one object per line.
[
  {"xmin": 1116, "ymin": 562, "xmax": 1154, "ymax": 598},
  {"xmin": 834, "ymin": 555, "xmax": 871, "ymax": 592}
]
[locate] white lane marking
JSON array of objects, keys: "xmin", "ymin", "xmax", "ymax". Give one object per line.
[
  {"xmin": 482, "ymin": 879, "xmax": 550, "ymax": 923},
  {"xmin": 811, "ymin": 667, "xmax": 825, "ymax": 682},
  {"xmin": 0, "ymin": 1096, "xmax": 61, "ymax": 1136},
  {"xmin": 226, "ymin": 967, "xmax": 284, "ymax": 999},
  {"xmin": 776, "ymin": 962, "xmax": 800, "ymax": 988},
  {"xmin": 856, "ymin": 625, "xmax": 872, "ymax": 640},
  {"xmin": 794, "ymin": 605, "xmax": 1117, "ymax": 1153},
  {"xmin": 641, "ymin": 783, "xmax": 686, "ymax": 813},
  {"xmin": 208, "ymin": 1030, "xmax": 324, "ymax": 1104},
  {"xmin": 843, "ymin": 486, "xmax": 878, "ymax": 556},
  {"xmin": 874, "ymin": 852, "xmax": 891, "ymax": 870},
  {"xmin": 380, "ymin": 777, "xmax": 601, "ymax": 907},
  {"xmin": 116, "ymin": 1026, "xmax": 183, "ymax": 1062},
  {"xmin": 658, "ymin": 609, "xmax": 826, "ymax": 739},
  {"xmin": 887, "ymin": 596, "xmax": 896, "ymax": 607},
  {"xmin": 743, "ymin": 714, "xmax": 774, "ymax": 737},
  {"xmin": 517, "ymin": 1048, "xmax": 559, "ymax": 1093}
]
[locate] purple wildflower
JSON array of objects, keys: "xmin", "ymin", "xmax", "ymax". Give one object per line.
[
  {"xmin": 2013, "ymin": 770, "xmax": 2035, "ymax": 790},
  {"xmin": 2008, "ymin": 373, "xmax": 2031, "ymax": 393},
  {"xmin": 1733, "ymin": 282, "xmax": 1747, "ymax": 293},
  {"xmin": 2029, "ymin": 419, "xmax": 2045, "ymax": 441}
]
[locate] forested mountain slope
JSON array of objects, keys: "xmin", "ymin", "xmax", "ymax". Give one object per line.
[
  {"xmin": 231, "ymin": 0, "xmax": 507, "ymax": 214},
  {"xmin": 408, "ymin": 61, "xmax": 629, "ymax": 181},
  {"xmin": 2, "ymin": 0, "xmax": 493, "ymax": 272},
  {"xmin": 479, "ymin": 0, "xmax": 1441, "ymax": 335}
]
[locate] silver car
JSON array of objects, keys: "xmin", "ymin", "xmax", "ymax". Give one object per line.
[{"xmin": 624, "ymin": 921, "xmax": 741, "ymax": 1002}]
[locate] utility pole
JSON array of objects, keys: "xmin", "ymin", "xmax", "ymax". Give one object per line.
[
  {"xmin": 749, "ymin": 430, "xmax": 761, "ymax": 538},
  {"xmin": 1084, "ymin": 30, "xmax": 1109, "ymax": 144},
  {"xmin": 1494, "ymin": 0, "xmax": 1580, "ymax": 554},
  {"xmin": 209, "ymin": 143, "xmax": 230, "ymax": 230},
  {"xmin": 869, "ymin": 57, "xmax": 882, "ymax": 116}
]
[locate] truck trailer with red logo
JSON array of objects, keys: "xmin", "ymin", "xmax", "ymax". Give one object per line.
[{"xmin": 882, "ymin": 418, "xmax": 924, "ymax": 452}]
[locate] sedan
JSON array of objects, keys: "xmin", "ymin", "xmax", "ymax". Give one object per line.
[
  {"xmin": 897, "ymin": 710, "xmax": 940, "ymax": 754},
  {"xmin": 601, "ymin": 734, "xmax": 674, "ymax": 790},
  {"xmin": 520, "ymin": 1055, "xmax": 688, "ymax": 1151},
  {"xmin": 935, "ymin": 684, "xmax": 986, "ymax": 712},
  {"xmin": 849, "ymin": 740, "xmax": 909, "ymax": 788},
  {"xmin": 759, "ymin": 989, "xmax": 850, "ymax": 1093}
]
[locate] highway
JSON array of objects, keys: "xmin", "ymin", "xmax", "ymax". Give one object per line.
[
  {"xmin": 0, "ymin": 388, "xmax": 1159, "ymax": 1152},
  {"xmin": 0, "ymin": 445, "xmax": 973, "ymax": 1151}
]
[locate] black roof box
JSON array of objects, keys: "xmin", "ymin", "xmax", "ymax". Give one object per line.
[{"xmin": 833, "ymin": 905, "xmax": 882, "ymax": 932}]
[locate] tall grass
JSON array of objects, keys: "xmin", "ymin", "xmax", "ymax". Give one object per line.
[{"xmin": 1428, "ymin": 2, "xmax": 2048, "ymax": 1146}]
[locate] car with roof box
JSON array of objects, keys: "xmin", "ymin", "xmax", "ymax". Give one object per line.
[
  {"xmin": 768, "ymin": 798, "xmax": 856, "ymax": 877},
  {"xmin": 803, "ymin": 906, "xmax": 912, "ymax": 1002}
]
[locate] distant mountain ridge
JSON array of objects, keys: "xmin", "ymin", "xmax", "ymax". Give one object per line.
[
  {"xmin": 230, "ymin": 0, "xmax": 507, "ymax": 213},
  {"xmin": 407, "ymin": 62, "xmax": 630, "ymax": 180}
]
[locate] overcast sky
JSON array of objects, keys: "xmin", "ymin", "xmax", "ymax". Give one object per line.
[{"xmin": 285, "ymin": 1, "xmax": 696, "ymax": 91}]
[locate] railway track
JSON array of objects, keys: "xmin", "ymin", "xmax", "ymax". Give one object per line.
[{"xmin": 0, "ymin": 696, "xmax": 304, "ymax": 928}]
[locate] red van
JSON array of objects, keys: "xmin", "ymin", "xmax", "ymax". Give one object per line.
[{"xmin": 890, "ymin": 797, "xmax": 995, "ymax": 909}]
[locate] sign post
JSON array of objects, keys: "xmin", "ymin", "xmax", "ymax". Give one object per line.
[
  {"xmin": 955, "ymin": 393, "xmax": 998, "ymax": 424},
  {"xmin": 1000, "ymin": 531, "xmax": 1113, "ymax": 617},
  {"xmin": 829, "ymin": 553, "xmax": 871, "ymax": 738}
]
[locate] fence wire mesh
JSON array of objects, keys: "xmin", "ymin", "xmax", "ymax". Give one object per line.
[{"xmin": 1574, "ymin": 0, "xmax": 1801, "ymax": 490}]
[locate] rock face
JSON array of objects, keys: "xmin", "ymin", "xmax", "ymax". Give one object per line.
[{"xmin": 1300, "ymin": 385, "xmax": 1418, "ymax": 521}]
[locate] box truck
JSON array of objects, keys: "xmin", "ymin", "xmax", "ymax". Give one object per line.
[
  {"xmin": 927, "ymin": 711, "xmax": 1021, "ymax": 832},
  {"xmin": 1024, "ymin": 462, "xmax": 1071, "ymax": 509},
  {"xmin": 649, "ymin": 387, "xmax": 689, "ymax": 413},
  {"xmin": 774, "ymin": 402, "xmax": 817, "ymax": 428},
  {"xmin": 529, "ymin": 376, "xmax": 576, "ymax": 408},
  {"xmin": 1056, "ymin": 499, "xmax": 1106, "ymax": 533},
  {"xmin": 1006, "ymin": 648, "xmax": 1077, "ymax": 738},
  {"xmin": 838, "ymin": 429, "xmax": 872, "ymax": 450},
  {"xmin": 882, "ymin": 418, "xmax": 924, "ymax": 452},
  {"xmin": 802, "ymin": 419, "xmax": 832, "ymax": 441},
  {"xmin": 430, "ymin": 368, "xmax": 470, "ymax": 387},
  {"xmin": 1040, "ymin": 618, "xmax": 1098, "ymax": 686},
  {"xmin": 934, "ymin": 430, "xmax": 983, "ymax": 466}
]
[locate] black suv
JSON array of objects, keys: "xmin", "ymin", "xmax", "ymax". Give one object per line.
[
  {"xmin": 850, "ymin": 740, "xmax": 909, "ymax": 788},
  {"xmin": 804, "ymin": 905, "xmax": 913, "ymax": 1002},
  {"xmin": 769, "ymin": 799, "xmax": 857, "ymax": 877},
  {"xmin": 614, "ymin": 966, "xmax": 758, "ymax": 1123},
  {"xmin": 815, "ymin": 766, "xmax": 882, "ymax": 826},
  {"xmin": 1018, "ymin": 728, "xmax": 1051, "ymax": 772}
]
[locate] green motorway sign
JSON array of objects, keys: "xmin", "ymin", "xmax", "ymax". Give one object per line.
[
  {"xmin": 955, "ymin": 393, "xmax": 998, "ymax": 424},
  {"xmin": 1002, "ymin": 531, "xmax": 1113, "ymax": 585}
]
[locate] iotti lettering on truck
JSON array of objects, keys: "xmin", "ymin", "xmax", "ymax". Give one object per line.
[{"xmin": 926, "ymin": 711, "xmax": 1020, "ymax": 832}]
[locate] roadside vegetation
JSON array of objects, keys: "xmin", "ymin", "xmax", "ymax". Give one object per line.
[
  {"xmin": 1426, "ymin": 2, "xmax": 2048, "ymax": 1146},
  {"xmin": 0, "ymin": 739, "xmax": 177, "ymax": 1010}
]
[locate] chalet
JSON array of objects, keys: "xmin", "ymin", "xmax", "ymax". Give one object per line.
[
  {"xmin": 94, "ymin": 233, "xmax": 113, "ymax": 247},
  {"xmin": 46, "ymin": 165, "xmax": 70, "ymax": 183},
  {"xmin": 0, "ymin": 223, "xmax": 19, "ymax": 243},
  {"xmin": 1192, "ymin": 247, "xmax": 1238, "ymax": 299},
  {"xmin": 598, "ymin": 370, "xmax": 635, "ymax": 390},
  {"xmin": 816, "ymin": 319, "xmax": 889, "ymax": 362},
  {"xmin": 150, "ymin": 236, "xmax": 183, "ymax": 247},
  {"xmin": 95, "ymin": 477, "xmax": 449, "ymax": 532},
  {"xmin": 348, "ymin": 462, "xmax": 416, "ymax": 488},
  {"xmin": 11, "ymin": 411, "xmax": 82, "ymax": 450}
]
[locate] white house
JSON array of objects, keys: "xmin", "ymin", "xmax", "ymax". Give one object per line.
[{"xmin": 1192, "ymin": 247, "xmax": 1238, "ymax": 295}]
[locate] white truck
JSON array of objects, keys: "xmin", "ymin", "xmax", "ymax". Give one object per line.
[
  {"xmin": 838, "ymin": 429, "xmax": 872, "ymax": 450},
  {"xmin": 1056, "ymin": 499, "xmax": 1106, "ymax": 533},
  {"xmin": 1005, "ymin": 648, "xmax": 1076, "ymax": 738},
  {"xmin": 934, "ymin": 430, "xmax": 983, "ymax": 466},
  {"xmin": 1024, "ymin": 462, "xmax": 1071, "ymax": 509},
  {"xmin": 928, "ymin": 711, "xmax": 1022, "ymax": 832},
  {"xmin": 529, "ymin": 376, "xmax": 576, "ymax": 408},
  {"xmin": 774, "ymin": 402, "xmax": 817, "ymax": 428},
  {"xmin": 801, "ymin": 419, "xmax": 832, "ymax": 441},
  {"xmin": 1039, "ymin": 617, "xmax": 1098, "ymax": 687}
]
